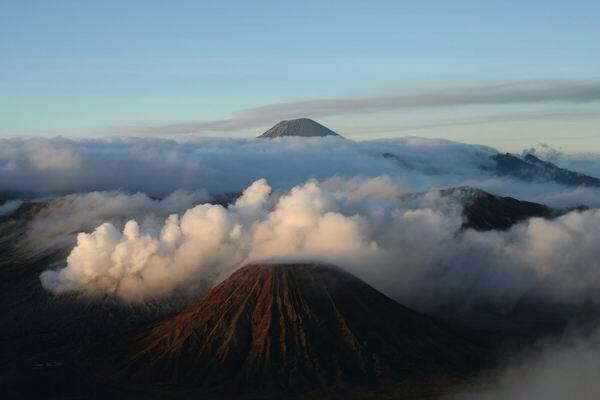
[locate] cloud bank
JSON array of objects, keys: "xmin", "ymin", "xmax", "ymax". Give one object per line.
[
  {"xmin": 18, "ymin": 190, "xmax": 209, "ymax": 254},
  {"xmin": 3, "ymin": 136, "xmax": 600, "ymax": 210},
  {"xmin": 40, "ymin": 178, "xmax": 600, "ymax": 310},
  {"xmin": 0, "ymin": 136, "xmax": 494, "ymax": 197}
]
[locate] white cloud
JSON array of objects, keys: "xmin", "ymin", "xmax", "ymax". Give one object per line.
[
  {"xmin": 20, "ymin": 189, "xmax": 208, "ymax": 254},
  {"xmin": 2, "ymin": 136, "xmax": 600, "ymax": 210},
  {"xmin": 39, "ymin": 178, "xmax": 600, "ymax": 308},
  {"xmin": 0, "ymin": 136, "xmax": 495, "ymax": 197}
]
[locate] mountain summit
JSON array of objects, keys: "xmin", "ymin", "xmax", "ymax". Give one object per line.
[
  {"xmin": 258, "ymin": 118, "xmax": 342, "ymax": 138},
  {"xmin": 490, "ymin": 153, "xmax": 600, "ymax": 187},
  {"xmin": 107, "ymin": 263, "xmax": 487, "ymax": 394}
]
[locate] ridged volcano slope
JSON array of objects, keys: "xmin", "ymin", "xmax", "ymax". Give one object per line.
[{"xmin": 112, "ymin": 264, "xmax": 488, "ymax": 391}]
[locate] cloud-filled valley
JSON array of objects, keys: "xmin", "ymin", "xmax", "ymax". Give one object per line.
[{"xmin": 2, "ymin": 134, "xmax": 600, "ymax": 399}]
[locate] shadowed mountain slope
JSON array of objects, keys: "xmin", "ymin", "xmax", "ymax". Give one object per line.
[
  {"xmin": 109, "ymin": 264, "xmax": 488, "ymax": 394},
  {"xmin": 490, "ymin": 153, "xmax": 600, "ymax": 187},
  {"xmin": 438, "ymin": 187, "xmax": 587, "ymax": 231},
  {"xmin": 400, "ymin": 186, "xmax": 587, "ymax": 232}
]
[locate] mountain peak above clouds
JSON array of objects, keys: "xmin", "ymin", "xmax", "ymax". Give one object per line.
[{"xmin": 257, "ymin": 118, "xmax": 342, "ymax": 138}]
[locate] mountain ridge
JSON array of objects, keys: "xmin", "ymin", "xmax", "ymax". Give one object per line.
[
  {"xmin": 438, "ymin": 186, "xmax": 587, "ymax": 231},
  {"xmin": 490, "ymin": 152, "xmax": 600, "ymax": 187}
]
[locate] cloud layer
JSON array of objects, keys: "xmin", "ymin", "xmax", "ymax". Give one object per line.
[
  {"xmin": 39, "ymin": 178, "xmax": 600, "ymax": 310},
  {"xmin": 3, "ymin": 136, "xmax": 600, "ymax": 210},
  {"xmin": 19, "ymin": 190, "xmax": 209, "ymax": 254},
  {"xmin": 0, "ymin": 136, "xmax": 494, "ymax": 197}
]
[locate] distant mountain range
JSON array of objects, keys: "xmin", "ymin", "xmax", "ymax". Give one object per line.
[
  {"xmin": 257, "ymin": 119, "xmax": 600, "ymax": 188},
  {"xmin": 384, "ymin": 150, "xmax": 600, "ymax": 188}
]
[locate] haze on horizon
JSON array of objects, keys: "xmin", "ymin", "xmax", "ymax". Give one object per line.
[{"xmin": 2, "ymin": 0, "xmax": 600, "ymax": 152}]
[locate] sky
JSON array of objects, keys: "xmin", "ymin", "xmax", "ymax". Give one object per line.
[{"xmin": 1, "ymin": 0, "xmax": 600, "ymax": 152}]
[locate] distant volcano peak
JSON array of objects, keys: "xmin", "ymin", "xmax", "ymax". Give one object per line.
[{"xmin": 258, "ymin": 118, "xmax": 342, "ymax": 138}]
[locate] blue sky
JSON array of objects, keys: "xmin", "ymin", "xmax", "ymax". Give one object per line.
[{"xmin": 1, "ymin": 0, "xmax": 599, "ymax": 151}]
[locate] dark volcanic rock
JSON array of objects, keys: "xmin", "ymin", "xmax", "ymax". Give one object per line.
[
  {"xmin": 490, "ymin": 153, "xmax": 600, "ymax": 187},
  {"xmin": 258, "ymin": 118, "xmax": 342, "ymax": 138},
  {"xmin": 111, "ymin": 264, "xmax": 488, "ymax": 392},
  {"xmin": 439, "ymin": 187, "xmax": 587, "ymax": 231},
  {"xmin": 402, "ymin": 187, "xmax": 586, "ymax": 232}
]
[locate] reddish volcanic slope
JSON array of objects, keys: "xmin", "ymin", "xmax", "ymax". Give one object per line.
[{"xmin": 112, "ymin": 264, "xmax": 487, "ymax": 391}]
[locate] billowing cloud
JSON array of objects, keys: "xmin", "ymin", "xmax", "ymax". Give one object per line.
[
  {"xmin": 39, "ymin": 179, "xmax": 379, "ymax": 301},
  {"xmin": 40, "ymin": 178, "xmax": 600, "ymax": 309},
  {"xmin": 15, "ymin": 189, "xmax": 209, "ymax": 255}
]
